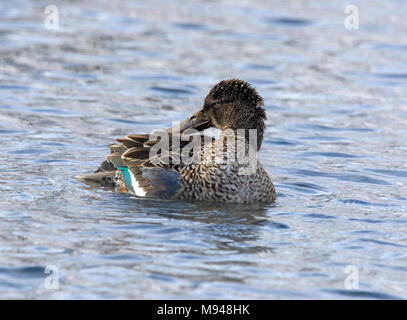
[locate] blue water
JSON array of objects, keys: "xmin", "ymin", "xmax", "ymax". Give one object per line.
[{"xmin": 0, "ymin": 0, "xmax": 406, "ymax": 299}]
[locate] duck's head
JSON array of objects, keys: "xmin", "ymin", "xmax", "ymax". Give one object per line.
[{"xmin": 179, "ymin": 79, "xmax": 266, "ymax": 150}]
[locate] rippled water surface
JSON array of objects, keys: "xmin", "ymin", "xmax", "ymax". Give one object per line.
[{"xmin": 1, "ymin": 0, "xmax": 407, "ymax": 299}]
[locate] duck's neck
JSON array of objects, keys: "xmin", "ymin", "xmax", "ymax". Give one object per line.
[{"xmin": 220, "ymin": 128, "xmax": 263, "ymax": 151}]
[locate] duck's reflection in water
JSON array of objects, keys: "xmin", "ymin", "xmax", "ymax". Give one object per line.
[{"xmin": 108, "ymin": 193, "xmax": 283, "ymax": 261}]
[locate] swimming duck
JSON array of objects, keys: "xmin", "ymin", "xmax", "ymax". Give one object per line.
[{"xmin": 77, "ymin": 79, "xmax": 276, "ymax": 203}]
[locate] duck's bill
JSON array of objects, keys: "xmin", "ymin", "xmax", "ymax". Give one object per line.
[{"xmin": 168, "ymin": 109, "xmax": 211, "ymax": 134}]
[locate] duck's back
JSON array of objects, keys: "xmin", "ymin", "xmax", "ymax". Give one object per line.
[{"xmin": 112, "ymin": 133, "xmax": 276, "ymax": 203}]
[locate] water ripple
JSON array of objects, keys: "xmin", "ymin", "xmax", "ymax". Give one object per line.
[{"xmin": 0, "ymin": 0, "xmax": 406, "ymax": 300}]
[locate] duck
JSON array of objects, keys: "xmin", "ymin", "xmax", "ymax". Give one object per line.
[{"xmin": 76, "ymin": 79, "xmax": 276, "ymax": 203}]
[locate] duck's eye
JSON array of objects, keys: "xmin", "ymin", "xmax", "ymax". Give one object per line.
[
  {"xmin": 205, "ymin": 99, "xmax": 223, "ymax": 109},
  {"xmin": 204, "ymin": 101, "xmax": 217, "ymax": 109},
  {"xmin": 211, "ymin": 101, "xmax": 223, "ymax": 109}
]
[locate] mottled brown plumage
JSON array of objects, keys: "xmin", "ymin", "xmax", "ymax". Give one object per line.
[{"xmin": 76, "ymin": 79, "xmax": 276, "ymax": 203}]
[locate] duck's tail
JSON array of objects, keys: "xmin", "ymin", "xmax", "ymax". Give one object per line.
[
  {"xmin": 74, "ymin": 143, "xmax": 127, "ymax": 189},
  {"xmin": 74, "ymin": 134, "xmax": 152, "ymax": 190}
]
